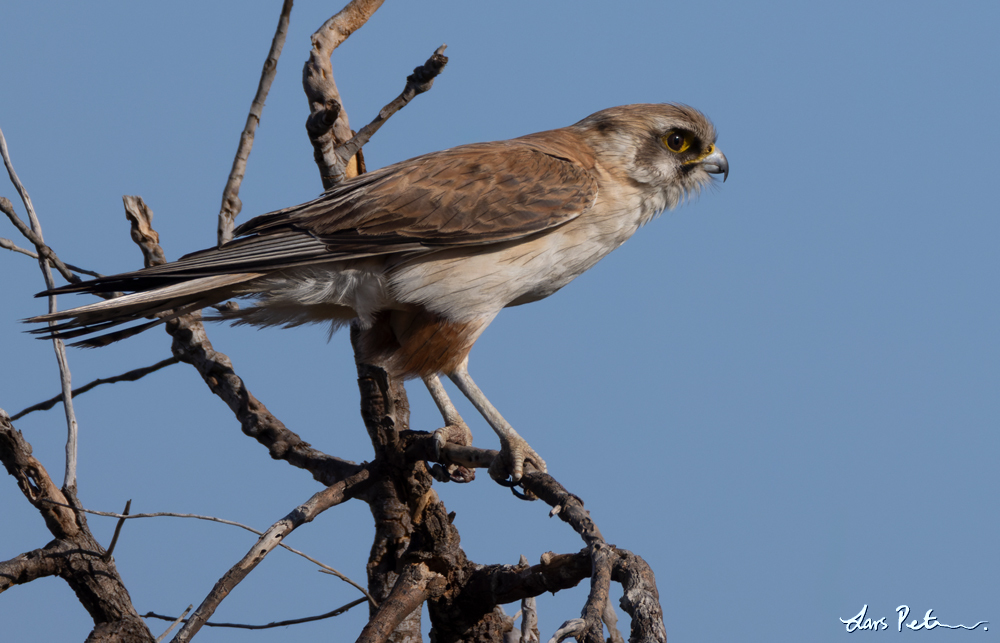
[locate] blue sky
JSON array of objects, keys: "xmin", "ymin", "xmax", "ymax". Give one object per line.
[{"xmin": 2, "ymin": 2, "xmax": 998, "ymax": 641}]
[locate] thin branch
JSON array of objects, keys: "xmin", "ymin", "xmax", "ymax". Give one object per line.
[
  {"xmin": 0, "ymin": 128, "xmax": 80, "ymax": 491},
  {"xmin": 0, "ymin": 235, "xmax": 102, "ymax": 277},
  {"xmin": 170, "ymin": 468, "xmax": 372, "ymax": 643},
  {"xmin": 0, "ymin": 236, "xmax": 38, "ymax": 258},
  {"xmin": 102, "ymin": 499, "xmax": 131, "ymax": 561},
  {"xmin": 319, "ymin": 567, "xmax": 371, "ymax": 595},
  {"xmin": 0, "ymin": 196, "xmax": 95, "ymax": 283},
  {"xmin": 38, "ymin": 498, "xmax": 373, "ymax": 601},
  {"xmin": 12, "ymin": 357, "xmax": 180, "ymax": 421},
  {"xmin": 217, "ymin": 0, "xmax": 295, "ymax": 246},
  {"xmin": 331, "ymin": 44, "xmax": 449, "ymax": 181},
  {"xmin": 155, "ymin": 605, "xmax": 191, "ymax": 643},
  {"xmin": 144, "ymin": 597, "xmax": 365, "ymax": 631}
]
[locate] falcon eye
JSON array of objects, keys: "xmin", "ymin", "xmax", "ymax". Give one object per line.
[{"xmin": 663, "ymin": 130, "xmax": 693, "ymax": 153}]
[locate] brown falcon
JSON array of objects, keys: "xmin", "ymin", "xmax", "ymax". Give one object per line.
[{"xmin": 29, "ymin": 103, "xmax": 728, "ymax": 484}]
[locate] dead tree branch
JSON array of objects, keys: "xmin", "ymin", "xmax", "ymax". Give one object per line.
[
  {"xmin": 357, "ymin": 563, "xmax": 445, "ymax": 643},
  {"xmin": 611, "ymin": 550, "xmax": 666, "ymax": 643},
  {"xmin": 303, "ymin": 0, "xmax": 386, "ymax": 189},
  {"xmin": 0, "ymin": 232, "xmax": 102, "ymax": 277},
  {"xmin": 40, "ymin": 500, "xmax": 369, "ymax": 592},
  {"xmin": 0, "ymin": 131, "xmax": 80, "ymax": 490},
  {"xmin": 0, "ymin": 541, "xmax": 69, "ymax": 592},
  {"xmin": 1, "ymin": 235, "xmax": 38, "ymax": 259},
  {"xmin": 166, "ymin": 313, "xmax": 361, "ymax": 485},
  {"xmin": 154, "ymin": 606, "xmax": 191, "ymax": 643},
  {"xmin": 332, "ymin": 45, "xmax": 449, "ymax": 179},
  {"xmin": 0, "ymin": 411, "xmax": 154, "ymax": 641},
  {"xmin": 217, "ymin": 0, "xmax": 295, "ymax": 245},
  {"xmin": 11, "ymin": 357, "xmax": 179, "ymax": 421},
  {"xmin": 123, "ymin": 196, "xmax": 167, "ymax": 267},
  {"xmin": 118, "ymin": 197, "xmax": 359, "ymax": 486},
  {"xmin": 101, "ymin": 499, "xmax": 131, "ymax": 561}
]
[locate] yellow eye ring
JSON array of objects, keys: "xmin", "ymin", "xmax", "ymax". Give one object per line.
[{"xmin": 663, "ymin": 130, "xmax": 692, "ymax": 153}]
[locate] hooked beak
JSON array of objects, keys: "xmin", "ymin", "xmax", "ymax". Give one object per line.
[{"xmin": 700, "ymin": 146, "xmax": 729, "ymax": 182}]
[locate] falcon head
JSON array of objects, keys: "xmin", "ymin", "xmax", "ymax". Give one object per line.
[{"xmin": 573, "ymin": 103, "xmax": 728, "ymax": 212}]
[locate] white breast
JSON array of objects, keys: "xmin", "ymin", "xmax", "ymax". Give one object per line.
[{"xmin": 387, "ymin": 180, "xmax": 662, "ymax": 321}]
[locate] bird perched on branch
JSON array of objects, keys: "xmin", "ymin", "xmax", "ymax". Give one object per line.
[{"xmin": 29, "ymin": 103, "xmax": 728, "ymax": 486}]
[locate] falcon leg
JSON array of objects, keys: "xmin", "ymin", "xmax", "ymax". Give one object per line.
[
  {"xmin": 422, "ymin": 374, "xmax": 474, "ymax": 483},
  {"xmin": 447, "ymin": 360, "xmax": 547, "ymax": 483},
  {"xmin": 423, "ymin": 374, "xmax": 472, "ymax": 444}
]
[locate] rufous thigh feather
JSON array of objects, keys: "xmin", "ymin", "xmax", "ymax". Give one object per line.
[{"xmin": 356, "ymin": 308, "xmax": 492, "ymax": 378}]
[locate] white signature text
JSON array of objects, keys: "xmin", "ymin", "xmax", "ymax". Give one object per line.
[{"xmin": 840, "ymin": 605, "xmax": 988, "ymax": 633}]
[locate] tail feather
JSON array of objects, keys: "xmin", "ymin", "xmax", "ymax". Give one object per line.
[
  {"xmin": 71, "ymin": 302, "xmax": 208, "ymax": 348},
  {"xmin": 27, "ymin": 272, "xmax": 264, "ymax": 343},
  {"xmin": 73, "ymin": 318, "xmax": 171, "ymax": 348}
]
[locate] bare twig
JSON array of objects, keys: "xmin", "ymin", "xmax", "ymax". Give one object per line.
[
  {"xmin": 12, "ymin": 357, "xmax": 179, "ymax": 421},
  {"xmin": 145, "ymin": 597, "xmax": 365, "ymax": 630},
  {"xmin": 0, "ymin": 128, "xmax": 80, "ymax": 491},
  {"xmin": 170, "ymin": 468, "xmax": 372, "ymax": 643},
  {"xmin": 217, "ymin": 0, "xmax": 295, "ymax": 246},
  {"xmin": 331, "ymin": 44, "xmax": 449, "ymax": 181},
  {"xmin": 303, "ymin": 0, "xmax": 385, "ymax": 188},
  {"xmin": 38, "ymin": 498, "xmax": 373, "ymax": 601},
  {"xmin": 102, "ymin": 499, "xmax": 131, "ymax": 561},
  {"xmin": 0, "ymin": 236, "xmax": 38, "ymax": 258},
  {"xmin": 155, "ymin": 606, "xmax": 191, "ymax": 643},
  {"xmin": 0, "ymin": 196, "xmax": 96, "ymax": 283},
  {"xmin": 319, "ymin": 567, "xmax": 371, "ymax": 595}
]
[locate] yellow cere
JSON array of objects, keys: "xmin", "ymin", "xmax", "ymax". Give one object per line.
[{"xmin": 681, "ymin": 144, "xmax": 716, "ymax": 166}]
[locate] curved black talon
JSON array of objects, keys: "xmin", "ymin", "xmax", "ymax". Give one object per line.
[{"xmin": 510, "ymin": 485, "xmax": 535, "ymax": 501}]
